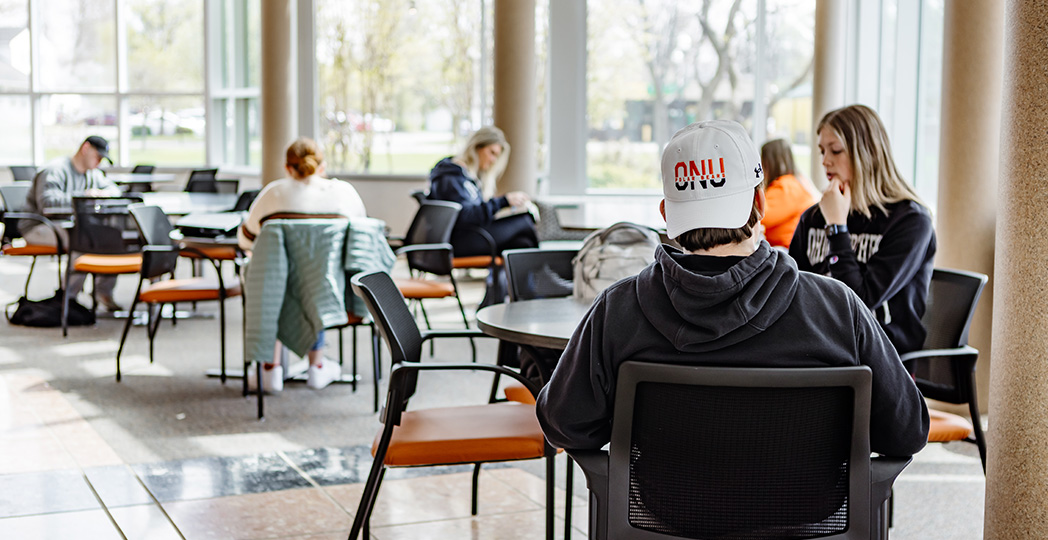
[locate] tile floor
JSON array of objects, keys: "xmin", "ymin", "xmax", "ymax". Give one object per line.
[
  {"xmin": 0, "ymin": 373, "xmax": 585, "ymax": 539},
  {"xmin": 0, "ymin": 253, "xmax": 987, "ymax": 539}
]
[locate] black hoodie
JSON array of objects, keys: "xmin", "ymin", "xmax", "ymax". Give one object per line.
[
  {"xmin": 536, "ymin": 242, "xmax": 929, "ymax": 457},
  {"xmin": 428, "ymin": 157, "xmax": 508, "ymax": 227}
]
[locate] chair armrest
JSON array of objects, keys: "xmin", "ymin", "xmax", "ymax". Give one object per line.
[
  {"xmin": 394, "ymin": 361, "xmax": 543, "ymax": 397},
  {"xmin": 3, "ymin": 211, "xmax": 67, "ymax": 254},
  {"xmin": 420, "ymin": 328, "xmax": 490, "ymax": 341},
  {"xmin": 395, "ymin": 242, "xmax": 453, "ymax": 257},
  {"xmin": 900, "ymin": 345, "xmax": 978, "ymax": 363},
  {"xmin": 141, "ymin": 245, "xmax": 180, "ymax": 279},
  {"xmin": 566, "ymin": 449, "xmax": 610, "ymax": 540},
  {"xmin": 870, "ymin": 455, "xmax": 912, "ymax": 508}
]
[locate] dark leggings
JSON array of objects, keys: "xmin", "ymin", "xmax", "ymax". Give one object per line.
[{"xmin": 451, "ymin": 213, "xmax": 539, "ymax": 257}]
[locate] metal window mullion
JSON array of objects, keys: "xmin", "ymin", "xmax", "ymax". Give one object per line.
[
  {"xmin": 753, "ymin": 0, "xmax": 767, "ymax": 145},
  {"xmin": 116, "ymin": 0, "xmax": 128, "ymax": 165},
  {"xmin": 28, "ymin": 0, "xmax": 42, "ymax": 164}
]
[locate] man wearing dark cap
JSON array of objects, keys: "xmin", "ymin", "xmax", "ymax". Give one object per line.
[{"xmin": 22, "ymin": 136, "xmax": 124, "ymax": 310}]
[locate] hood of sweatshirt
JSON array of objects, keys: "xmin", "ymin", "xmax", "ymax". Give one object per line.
[
  {"xmin": 636, "ymin": 242, "xmax": 800, "ymax": 352},
  {"xmin": 430, "ymin": 157, "xmax": 468, "ymax": 181}
]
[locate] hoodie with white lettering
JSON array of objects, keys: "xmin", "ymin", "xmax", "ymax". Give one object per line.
[
  {"xmin": 536, "ymin": 242, "xmax": 929, "ymax": 457},
  {"xmin": 788, "ymin": 200, "xmax": 936, "ymax": 355}
]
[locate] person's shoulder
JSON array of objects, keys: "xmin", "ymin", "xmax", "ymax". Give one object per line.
[{"xmin": 37, "ymin": 157, "xmax": 70, "ymax": 176}]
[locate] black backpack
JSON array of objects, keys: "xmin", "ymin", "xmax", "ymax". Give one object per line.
[{"xmin": 6, "ymin": 291, "xmax": 95, "ymax": 327}]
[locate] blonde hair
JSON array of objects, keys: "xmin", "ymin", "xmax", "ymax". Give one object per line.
[
  {"xmin": 456, "ymin": 126, "xmax": 511, "ymax": 195},
  {"xmin": 285, "ymin": 137, "xmax": 324, "ymax": 179},
  {"xmin": 760, "ymin": 138, "xmax": 796, "ymax": 190},
  {"xmin": 817, "ymin": 105, "xmax": 923, "ymax": 218}
]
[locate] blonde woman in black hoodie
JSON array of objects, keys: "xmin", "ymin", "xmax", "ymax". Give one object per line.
[{"xmin": 789, "ymin": 104, "xmax": 936, "ymax": 355}]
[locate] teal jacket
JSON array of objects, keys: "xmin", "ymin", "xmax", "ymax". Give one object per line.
[{"xmin": 243, "ymin": 217, "xmax": 394, "ymax": 362}]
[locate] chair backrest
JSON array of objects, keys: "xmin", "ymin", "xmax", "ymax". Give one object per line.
[
  {"xmin": 605, "ymin": 362, "xmax": 872, "ymax": 540},
  {"xmin": 231, "ymin": 189, "xmax": 260, "ymax": 212},
  {"xmin": 907, "ymin": 268, "xmax": 988, "ymax": 405},
  {"xmin": 9, "ymin": 166, "xmax": 37, "ymax": 182},
  {"xmin": 185, "ymin": 168, "xmax": 220, "ymax": 192},
  {"xmin": 70, "ymin": 196, "xmax": 143, "ymax": 255},
  {"xmin": 0, "ymin": 183, "xmax": 32, "ymax": 242},
  {"xmin": 350, "ymin": 271, "xmax": 425, "ymax": 400},
  {"xmin": 920, "ymin": 268, "xmax": 988, "ymax": 350},
  {"xmin": 214, "ymin": 179, "xmax": 239, "ymax": 194},
  {"xmin": 0, "ymin": 183, "xmax": 30, "ymax": 212},
  {"xmin": 503, "ymin": 248, "xmax": 577, "ymax": 301},
  {"xmin": 131, "ymin": 164, "xmax": 155, "ymax": 174},
  {"xmin": 128, "ymin": 204, "xmax": 176, "ymax": 247},
  {"xmin": 402, "ymin": 200, "xmax": 461, "ymax": 276},
  {"xmin": 128, "ymin": 204, "xmax": 179, "ymax": 278}
]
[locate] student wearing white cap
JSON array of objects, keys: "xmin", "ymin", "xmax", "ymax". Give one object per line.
[{"xmin": 537, "ymin": 119, "xmax": 928, "ymax": 459}]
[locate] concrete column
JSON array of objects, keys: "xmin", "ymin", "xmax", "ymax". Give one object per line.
[
  {"xmin": 986, "ymin": 2, "xmax": 1048, "ymax": 538},
  {"xmin": 493, "ymin": 0, "xmax": 537, "ymax": 195},
  {"xmin": 260, "ymin": 0, "xmax": 296, "ymax": 185},
  {"xmin": 810, "ymin": 0, "xmax": 847, "ymax": 189},
  {"xmin": 937, "ymin": 0, "xmax": 1004, "ymax": 417}
]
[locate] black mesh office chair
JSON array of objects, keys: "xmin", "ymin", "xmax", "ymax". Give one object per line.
[
  {"xmin": 569, "ymin": 362, "xmax": 910, "ymax": 540},
  {"xmin": 348, "ymin": 270, "xmax": 560, "ymax": 540},
  {"xmin": 9, "ymin": 165, "xmax": 37, "ymax": 182},
  {"xmin": 902, "ymin": 267, "xmax": 989, "ymax": 470},
  {"xmin": 184, "ymin": 168, "xmax": 220, "ymax": 192}
]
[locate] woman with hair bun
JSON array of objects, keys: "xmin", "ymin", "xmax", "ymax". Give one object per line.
[
  {"xmin": 238, "ymin": 136, "xmax": 367, "ymax": 391},
  {"xmin": 789, "ymin": 104, "xmax": 936, "ymax": 355},
  {"xmin": 238, "ymin": 137, "xmax": 366, "ymax": 249}
]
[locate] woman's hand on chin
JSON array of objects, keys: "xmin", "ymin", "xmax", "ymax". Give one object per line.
[{"xmin": 819, "ymin": 178, "xmax": 850, "ymax": 224}]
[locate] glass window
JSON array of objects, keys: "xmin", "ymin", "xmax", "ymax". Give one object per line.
[
  {"xmin": 35, "ymin": 0, "xmax": 116, "ymax": 92},
  {"xmin": 125, "ymin": 96, "xmax": 205, "ymax": 165},
  {"xmin": 914, "ymin": 0, "xmax": 945, "ymax": 210},
  {"xmin": 586, "ymin": 0, "xmax": 759, "ymax": 190},
  {"xmin": 316, "ymin": 0, "xmax": 494, "ymax": 175},
  {"xmin": 0, "ymin": 95, "xmax": 31, "ymax": 162},
  {"xmin": 40, "ymin": 94, "xmax": 117, "ymax": 161},
  {"xmin": 0, "ymin": 0, "xmax": 30, "ymax": 91},
  {"xmin": 125, "ymin": 0, "xmax": 204, "ymax": 92},
  {"xmin": 763, "ymin": 0, "xmax": 815, "ymax": 179}
]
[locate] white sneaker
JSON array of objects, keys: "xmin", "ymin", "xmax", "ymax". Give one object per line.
[
  {"xmin": 307, "ymin": 359, "xmax": 342, "ymax": 390},
  {"xmin": 247, "ymin": 364, "xmax": 283, "ymax": 393}
]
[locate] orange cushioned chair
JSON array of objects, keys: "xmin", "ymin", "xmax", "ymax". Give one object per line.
[
  {"xmin": 114, "ymin": 204, "xmax": 241, "ymax": 382},
  {"xmin": 63, "ymin": 196, "xmax": 145, "ymax": 336},
  {"xmin": 1, "ymin": 184, "xmax": 65, "ymax": 296},
  {"xmin": 348, "ymin": 270, "xmax": 564, "ymax": 540},
  {"xmin": 901, "ymin": 268, "xmax": 989, "ymax": 471},
  {"xmin": 393, "ymin": 200, "xmax": 477, "ymax": 362}
]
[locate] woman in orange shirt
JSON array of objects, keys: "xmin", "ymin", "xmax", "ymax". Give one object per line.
[{"xmin": 760, "ymin": 138, "xmax": 816, "ymax": 248}]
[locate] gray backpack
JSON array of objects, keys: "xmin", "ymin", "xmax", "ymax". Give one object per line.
[{"xmin": 572, "ymin": 222, "xmax": 661, "ymax": 302}]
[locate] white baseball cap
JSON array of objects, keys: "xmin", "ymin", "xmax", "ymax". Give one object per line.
[{"xmin": 660, "ymin": 120, "xmax": 764, "ymax": 238}]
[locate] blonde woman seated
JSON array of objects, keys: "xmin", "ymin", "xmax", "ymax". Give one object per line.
[
  {"xmin": 759, "ymin": 138, "xmax": 816, "ymax": 248},
  {"xmin": 238, "ymin": 137, "xmax": 367, "ymax": 391}
]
